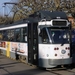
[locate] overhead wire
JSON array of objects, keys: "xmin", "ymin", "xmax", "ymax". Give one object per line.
[
  {"xmin": 6, "ymin": 5, "xmax": 14, "ymax": 16},
  {"xmin": 3, "ymin": 0, "xmax": 18, "ymax": 17},
  {"xmin": 0, "ymin": 0, "xmax": 19, "ymax": 24}
]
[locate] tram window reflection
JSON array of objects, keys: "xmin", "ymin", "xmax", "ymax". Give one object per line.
[{"xmin": 39, "ymin": 28, "xmax": 49, "ymax": 43}]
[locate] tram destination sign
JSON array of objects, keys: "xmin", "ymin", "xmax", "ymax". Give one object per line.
[{"xmin": 53, "ymin": 21, "xmax": 67, "ymax": 26}]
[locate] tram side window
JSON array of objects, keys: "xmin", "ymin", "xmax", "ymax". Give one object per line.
[
  {"xmin": 0, "ymin": 31, "xmax": 3, "ymax": 40},
  {"xmin": 22, "ymin": 27, "xmax": 27, "ymax": 42},
  {"xmin": 10, "ymin": 30, "xmax": 15, "ymax": 41},
  {"xmin": 7, "ymin": 30, "xmax": 15, "ymax": 41},
  {"xmin": 39, "ymin": 28, "xmax": 49, "ymax": 43},
  {"xmin": 7, "ymin": 30, "xmax": 11, "ymax": 41},
  {"xmin": 15, "ymin": 29, "xmax": 21, "ymax": 42},
  {"xmin": 3, "ymin": 30, "xmax": 8, "ymax": 41}
]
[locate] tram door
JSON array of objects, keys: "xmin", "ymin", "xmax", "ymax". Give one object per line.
[{"xmin": 28, "ymin": 23, "xmax": 38, "ymax": 65}]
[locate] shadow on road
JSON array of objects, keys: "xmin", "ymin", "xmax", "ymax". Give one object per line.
[{"xmin": 4, "ymin": 68, "xmax": 46, "ymax": 75}]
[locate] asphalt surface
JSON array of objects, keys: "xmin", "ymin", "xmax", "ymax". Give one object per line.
[{"xmin": 0, "ymin": 54, "xmax": 75, "ymax": 75}]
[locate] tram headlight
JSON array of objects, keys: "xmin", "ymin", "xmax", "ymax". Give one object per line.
[{"xmin": 61, "ymin": 50, "xmax": 66, "ymax": 54}]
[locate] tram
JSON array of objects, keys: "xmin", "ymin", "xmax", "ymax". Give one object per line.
[{"xmin": 0, "ymin": 10, "xmax": 72, "ymax": 68}]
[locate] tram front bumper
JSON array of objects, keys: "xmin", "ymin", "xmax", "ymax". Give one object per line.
[
  {"xmin": 38, "ymin": 58, "xmax": 72, "ymax": 68},
  {"xmin": 49, "ymin": 57, "xmax": 72, "ymax": 65}
]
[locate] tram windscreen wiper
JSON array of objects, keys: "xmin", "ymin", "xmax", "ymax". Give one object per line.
[
  {"xmin": 61, "ymin": 32, "xmax": 65, "ymax": 46},
  {"xmin": 61, "ymin": 40, "xmax": 65, "ymax": 46}
]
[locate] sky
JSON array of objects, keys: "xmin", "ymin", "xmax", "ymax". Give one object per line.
[{"xmin": 0, "ymin": 0, "xmax": 17, "ymax": 17}]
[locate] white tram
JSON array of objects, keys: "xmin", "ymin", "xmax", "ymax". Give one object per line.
[{"xmin": 0, "ymin": 10, "xmax": 72, "ymax": 68}]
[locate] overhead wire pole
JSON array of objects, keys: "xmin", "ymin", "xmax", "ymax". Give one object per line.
[
  {"xmin": 3, "ymin": 2, "xmax": 18, "ymax": 17},
  {"xmin": 3, "ymin": 2, "xmax": 18, "ymax": 23},
  {"xmin": 4, "ymin": 2, "xmax": 18, "ymax": 5},
  {"xmin": 2, "ymin": 5, "xmax": 5, "ymax": 17}
]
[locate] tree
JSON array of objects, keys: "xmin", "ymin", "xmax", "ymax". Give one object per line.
[
  {"xmin": 12, "ymin": 0, "xmax": 56, "ymax": 21},
  {"xmin": 11, "ymin": 0, "xmax": 75, "ymax": 21},
  {"xmin": 0, "ymin": 15, "xmax": 13, "ymax": 25}
]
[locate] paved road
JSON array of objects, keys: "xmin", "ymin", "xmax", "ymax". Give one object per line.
[{"xmin": 0, "ymin": 54, "xmax": 75, "ymax": 75}]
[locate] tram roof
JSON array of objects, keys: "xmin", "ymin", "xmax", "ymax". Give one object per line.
[
  {"xmin": 0, "ymin": 10, "xmax": 68, "ymax": 28},
  {"xmin": 29, "ymin": 10, "xmax": 68, "ymax": 20},
  {"xmin": 49, "ymin": 11, "xmax": 68, "ymax": 19}
]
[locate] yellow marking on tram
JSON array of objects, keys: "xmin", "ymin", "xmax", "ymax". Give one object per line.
[{"xmin": 6, "ymin": 42, "xmax": 10, "ymax": 57}]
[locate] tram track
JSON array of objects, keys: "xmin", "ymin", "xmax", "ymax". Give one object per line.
[
  {"xmin": 46, "ymin": 67, "xmax": 75, "ymax": 75},
  {"xmin": 66, "ymin": 69, "xmax": 75, "ymax": 74},
  {"xmin": 8, "ymin": 56, "xmax": 75, "ymax": 75},
  {"xmin": 20, "ymin": 60, "xmax": 75, "ymax": 75}
]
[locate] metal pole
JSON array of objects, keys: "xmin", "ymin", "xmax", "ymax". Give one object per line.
[{"xmin": 2, "ymin": 5, "xmax": 5, "ymax": 17}]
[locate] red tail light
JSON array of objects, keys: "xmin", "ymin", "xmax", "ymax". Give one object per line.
[
  {"xmin": 54, "ymin": 48, "xmax": 57, "ymax": 50},
  {"xmin": 57, "ymin": 48, "xmax": 59, "ymax": 50},
  {"xmin": 68, "ymin": 47, "xmax": 70, "ymax": 50},
  {"xmin": 65, "ymin": 47, "xmax": 68, "ymax": 50},
  {"xmin": 54, "ymin": 47, "xmax": 59, "ymax": 50},
  {"xmin": 65, "ymin": 47, "xmax": 70, "ymax": 50}
]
